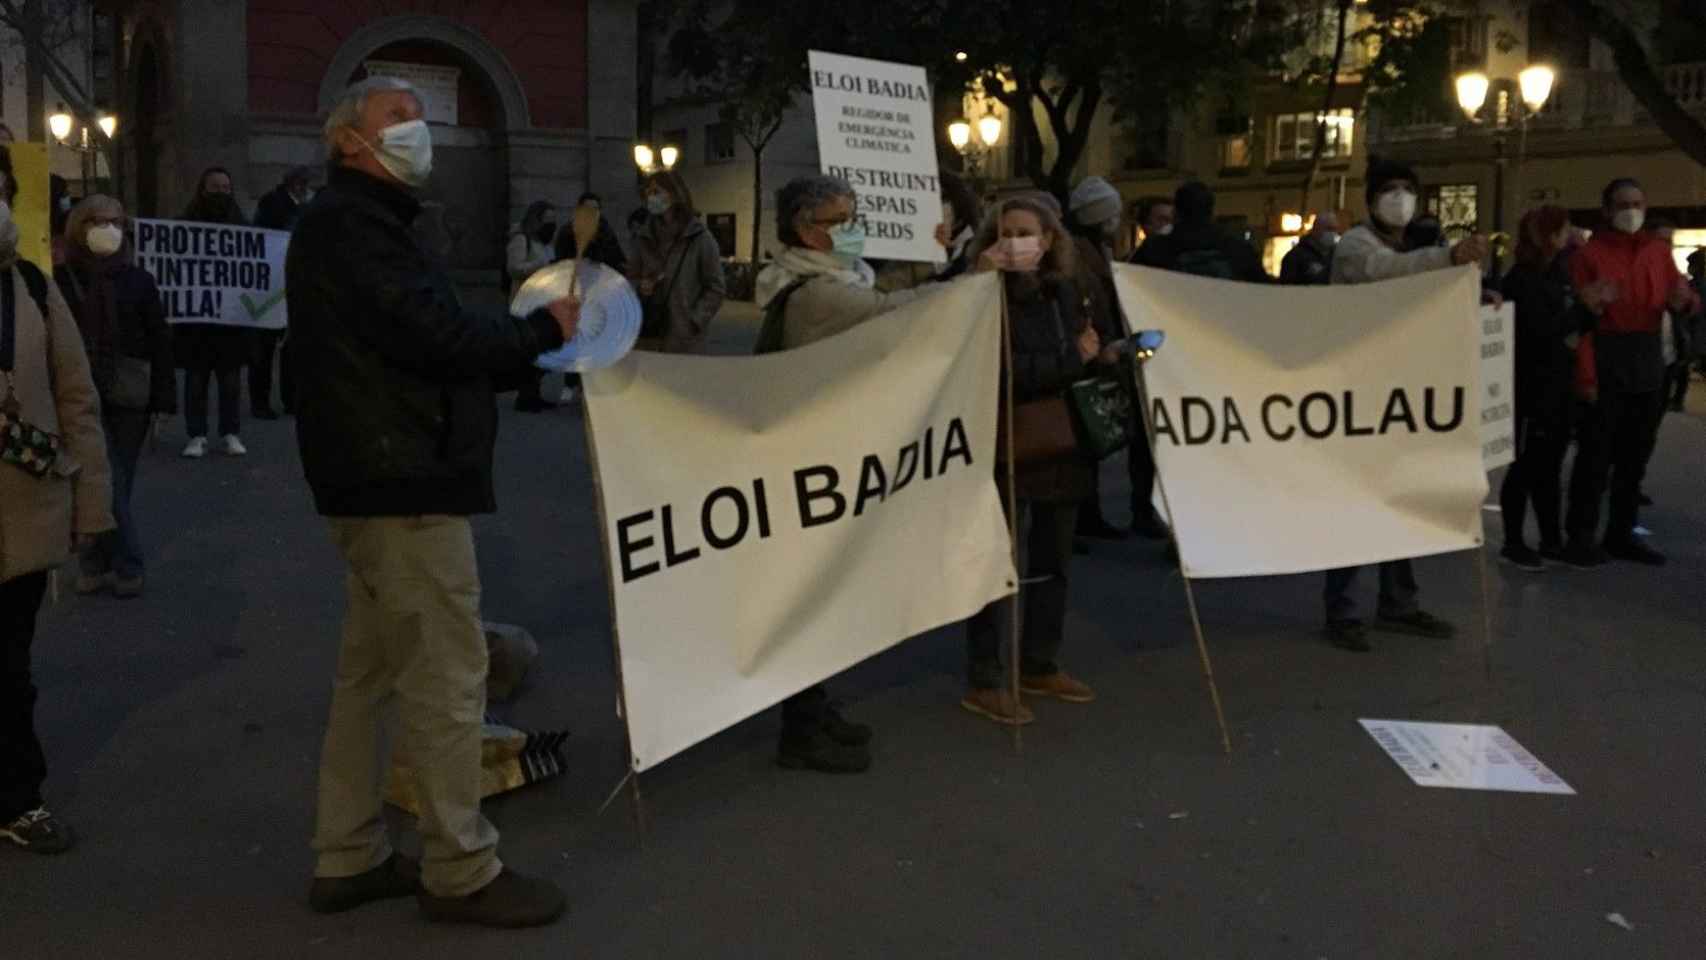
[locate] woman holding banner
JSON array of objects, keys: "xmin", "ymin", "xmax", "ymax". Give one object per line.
[
  {"xmin": 959, "ymin": 196, "xmax": 1116, "ymax": 726},
  {"xmin": 57, "ymin": 195, "xmax": 175, "ymax": 599},
  {"xmin": 176, "ymin": 167, "xmax": 251, "ymax": 458}
]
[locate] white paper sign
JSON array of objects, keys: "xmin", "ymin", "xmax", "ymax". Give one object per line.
[
  {"xmin": 1359, "ymin": 719, "xmax": 1575, "ymax": 795},
  {"xmin": 807, "ymin": 50, "xmax": 942, "ymax": 263},
  {"xmin": 1480, "ymin": 303, "xmax": 1515, "ymax": 471},
  {"xmin": 1116, "ymin": 264, "xmax": 1488, "ymax": 578},
  {"xmin": 364, "ymin": 60, "xmax": 460, "ymax": 126},
  {"xmin": 134, "ymin": 219, "xmax": 289, "ymax": 330},
  {"xmin": 584, "ymin": 274, "xmax": 1015, "ymax": 771}
]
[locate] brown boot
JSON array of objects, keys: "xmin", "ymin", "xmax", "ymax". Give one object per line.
[
  {"xmin": 1020, "ymin": 670, "xmax": 1096, "ymax": 703},
  {"xmin": 959, "ymin": 688, "xmax": 1035, "ymax": 726}
]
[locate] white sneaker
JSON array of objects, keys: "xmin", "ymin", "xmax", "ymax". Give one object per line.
[
  {"xmin": 222, "ymin": 435, "xmax": 247, "ymax": 457},
  {"xmin": 182, "ymin": 436, "xmax": 208, "ymax": 459}
]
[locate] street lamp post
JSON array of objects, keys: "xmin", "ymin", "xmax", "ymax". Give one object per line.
[
  {"xmin": 1456, "ymin": 66, "xmax": 1555, "ymax": 241},
  {"xmin": 632, "ymin": 141, "xmax": 679, "ymax": 176},
  {"xmin": 947, "ymin": 107, "xmax": 1002, "ymax": 189},
  {"xmin": 49, "ymin": 101, "xmax": 118, "ymax": 194}
]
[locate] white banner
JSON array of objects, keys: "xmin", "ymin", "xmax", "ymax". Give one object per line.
[
  {"xmin": 1480, "ymin": 303, "xmax": 1515, "ymax": 471},
  {"xmin": 808, "ymin": 50, "xmax": 941, "ymax": 263},
  {"xmin": 1114, "ymin": 264, "xmax": 1488, "ymax": 579},
  {"xmin": 584, "ymin": 275, "xmax": 1016, "ymax": 770},
  {"xmin": 134, "ymin": 219, "xmax": 289, "ymax": 330}
]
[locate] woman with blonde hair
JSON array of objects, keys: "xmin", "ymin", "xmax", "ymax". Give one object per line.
[
  {"xmin": 959, "ymin": 194, "xmax": 1127, "ymax": 725},
  {"xmin": 56, "ymin": 195, "xmax": 174, "ymax": 597}
]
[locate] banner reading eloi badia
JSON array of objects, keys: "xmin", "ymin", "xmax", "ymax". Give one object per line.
[
  {"xmin": 134, "ymin": 219, "xmax": 289, "ymax": 330},
  {"xmin": 584, "ymin": 274, "xmax": 1016, "ymax": 771},
  {"xmin": 1114, "ymin": 264, "xmax": 1488, "ymax": 579}
]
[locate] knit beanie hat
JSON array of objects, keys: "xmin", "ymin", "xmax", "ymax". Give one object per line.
[
  {"xmin": 1365, "ymin": 156, "xmax": 1420, "ymax": 204},
  {"xmin": 1070, "ymin": 176, "xmax": 1122, "ymax": 227}
]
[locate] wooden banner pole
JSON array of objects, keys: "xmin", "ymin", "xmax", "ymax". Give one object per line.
[{"xmin": 1133, "ymin": 358, "xmax": 1233, "ymax": 756}]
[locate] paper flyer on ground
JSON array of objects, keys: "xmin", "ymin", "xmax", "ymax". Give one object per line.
[{"xmin": 1359, "ymin": 719, "xmax": 1575, "ymax": 795}]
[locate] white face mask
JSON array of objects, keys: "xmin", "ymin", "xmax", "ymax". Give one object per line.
[
  {"xmin": 1154, "ymin": 224, "xmax": 1173, "ymax": 237},
  {"xmin": 1377, "ymin": 188, "xmax": 1418, "ymax": 229},
  {"xmin": 87, "ymin": 223, "xmax": 124, "ymax": 257},
  {"xmin": 361, "ymin": 119, "xmax": 433, "ymax": 188},
  {"xmin": 0, "ymin": 201, "xmax": 11, "ymax": 225},
  {"xmin": 1612, "ymin": 208, "xmax": 1645, "ymax": 234}
]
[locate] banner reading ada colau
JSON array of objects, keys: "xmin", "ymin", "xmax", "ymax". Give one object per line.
[
  {"xmin": 1114, "ymin": 264, "xmax": 1488, "ymax": 579},
  {"xmin": 134, "ymin": 219, "xmax": 289, "ymax": 330},
  {"xmin": 584, "ymin": 274, "xmax": 1016, "ymax": 771}
]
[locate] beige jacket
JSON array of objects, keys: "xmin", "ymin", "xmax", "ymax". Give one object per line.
[{"xmin": 0, "ymin": 258, "xmax": 114, "ymax": 583}]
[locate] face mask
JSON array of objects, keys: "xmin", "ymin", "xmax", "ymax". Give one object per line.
[
  {"xmin": 360, "ymin": 119, "xmax": 433, "ymax": 188},
  {"xmin": 1322, "ymin": 231, "xmax": 1341, "ymax": 246},
  {"xmin": 1377, "ymin": 189, "xmax": 1418, "ymax": 228},
  {"xmin": 828, "ymin": 221, "xmax": 866, "ymax": 259},
  {"xmin": 1154, "ymin": 224, "xmax": 1173, "ymax": 237},
  {"xmin": 993, "ymin": 236, "xmax": 1043, "ymax": 272},
  {"xmin": 1612, "ymin": 208, "xmax": 1645, "ymax": 234},
  {"xmin": 646, "ymin": 194, "xmax": 673, "ymax": 216},
  {"xmin": 58, "ymin": 196, "xmax": 71, "ymax": 213},
  {"xmin": 87, "ymin": 223, "xmax": 124, "ymax": 257},
  {"xmin": 0, "ymin": 201, "xmax": 10, "ymax": 225}
]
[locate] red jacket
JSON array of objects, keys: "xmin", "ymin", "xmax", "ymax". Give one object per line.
[{"xmin": 1569, "ymin": 229, "xmax": 1699, "ymax": 392}]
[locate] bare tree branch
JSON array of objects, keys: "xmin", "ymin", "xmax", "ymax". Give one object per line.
[{"xmin": 1563, "ymin": 0, "xmax": 1706, "ymax": 167}]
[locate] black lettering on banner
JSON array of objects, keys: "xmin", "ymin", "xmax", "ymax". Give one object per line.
[
  {"xmin": 1262, "ymin": 394, "xmax": 1295, "ymax": 441},
  {"xmin": 137, "ymin": 221, "xmax": 155, "ymax": 250},
  {"xmin": 891, "ymin": 442, "xmax": 919, "ymax": 494},
  {"xmin": 1344, "ymin": 390, "xmax": 1375, "ymax": 437},
  {"xmin": 1380, "ymin": 389, "xmax": 1417, "ymax": 434},
  {"xmin": 939, "ymin": 416, "xmax": 973, "ymax": 470},
  {"xmin": 753, "ymin": 478, "xmax": 773, "ymax": 538},
  {"xmin": 1181, "ymin": 396, "xmax": 1216, "ymax": 445},
  {"xmin": 1298, "ymin": 391, "xmax": 1337, "ymax": 438},
  {"xmin": 795, "ymin": 465, "xmax": 847, "ymax": 528},
  {"xmin": 245, "ymin": 233, "xmax": 266, "ymax": 259},
  {"xmin": 1424, "ymin": 387, "xmax": 1465, "ymax": 432},
  {"xmin": 257, "ymin": 263, "xmax": 273, "ymax": 289},
  {"xmin": 1150, "ymin": 398, "xmax": 1179, "ymax": 444},
  {"xmin": 616, "ymin": 512, "xmax": 660, "ymax": 583},
  {"xmin": 921, "ymin": 427, "xmax": 936, "ymax": 480},
  {"xmin": 854, "ymin": 455, "xmax": 888, "ymax": 517},
  {"xmin": 701, "ymin": 487, "xmax": 749, "ymax": 550},
  {"xmin": 1221, "ymin": 399, "xmax": 1251, "ymax": 444},
  {"xmin": 214, "ymin": 259, "xmax": 231, "ymax": 287},
  {"xmin": 661, "ymin": 504, "xmax": 702, "ymax": 566}
]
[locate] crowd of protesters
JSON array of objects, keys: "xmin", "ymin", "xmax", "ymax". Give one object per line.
[{"xmin": 2, "ymin": 71, "xmax": 1702, "ymax": 938}]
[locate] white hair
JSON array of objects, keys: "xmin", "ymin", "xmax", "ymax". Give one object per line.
[{"xmin": 323, "ymin": 76, "xmax": 420, "ymax": 163}]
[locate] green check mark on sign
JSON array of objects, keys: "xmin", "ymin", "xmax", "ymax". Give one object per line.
[{"xmin": 241, "ymin": 289, "xmax": 287, "ymax": 323}]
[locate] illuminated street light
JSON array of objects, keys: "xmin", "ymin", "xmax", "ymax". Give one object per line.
[
  {"xmin": 948, "ymin": 121, "xmax": 971, "ymax": 151},
  {"xmin": 659, "ymin": 145, "xmax": 679, "ymax": 170},
  {"xmin": 633, "ymin": 143, "xmax": 655, "ymax": 172},
  {"xmin": 1519, "ymin": 64, "xmax": 1556, "ymax": 113},
  {"xmin": 977, "ymin": 111, "xmax": 1002, "ymax": 148},
  {"xmin": 48, "ymin": 104, "xmax": 73, "ymax": 142},
  {"xmin": 1454, "ymin": 71, "xmax": 1490, "ymax": 120}
]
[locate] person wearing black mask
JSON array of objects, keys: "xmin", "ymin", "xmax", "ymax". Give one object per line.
[
  {"xmin": 1132, "ymin": 181, "xmax": 1269, "ymax": 283},
  {"xmin": 250, "ymin": 167, "xmax": 313, "ymax": 419},
  {"xmin": 177, "ymin": 167, "xmax": 251, "ymax": 457}
]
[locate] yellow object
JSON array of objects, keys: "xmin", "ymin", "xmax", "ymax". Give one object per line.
[{"xmin": 9, "ymin": 142, "xmax": 53, "ymax": 273}]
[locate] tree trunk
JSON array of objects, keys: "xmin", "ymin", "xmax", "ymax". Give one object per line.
[
  {"xmin": 1300, "ymin": 0, "xmax": 1354, "ymax": 216},
  {"xmin": 1564, "ymin": 0, "xmax": 1706, "ymax": 168}
]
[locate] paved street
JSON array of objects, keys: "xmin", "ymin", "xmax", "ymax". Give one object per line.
[{"xmin": 8, "ymin": 310, "xmax": 1706, "ymax": 958}]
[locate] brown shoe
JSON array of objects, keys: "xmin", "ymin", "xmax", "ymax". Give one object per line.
[
  {"xmin": 419, "ymin": 868, "xmax": 567, "ymax": 928},
  {"xmin": 959, "ymin": 688, "xmax": 1035, "ymax": 726},
  {"xmin": 75, "ymin": 572, "xmax": 114, "ymax": 596},
  {"xmin": 1021, "ymin": 670, "xmax": 1096, "ymax": 703},
  {"xmin": 308, "ymin": 853, "xmax": 421, "ymax": 914}
]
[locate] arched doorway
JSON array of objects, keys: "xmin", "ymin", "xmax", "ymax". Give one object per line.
[{"xmin": 318, "ymin": 17, "xmax": 533, "ymax": 283}]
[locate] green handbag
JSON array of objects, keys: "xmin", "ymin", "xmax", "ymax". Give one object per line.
[{"xmin": 1066, "ymin": 370, "xmax": 1134, "ymax": 461}]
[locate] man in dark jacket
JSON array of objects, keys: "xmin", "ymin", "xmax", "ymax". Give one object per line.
[
  {"xmin": 255, "ymin": 166, "xmax": 313, "ymax": 231},
  {"xmin": 1279, "ymin": 212, "xmax": 1340, "ymax": 286},
  {"xmin": 289, "ymin": 77, "xmax": 579, "ymax": 929},
  {"xmin": 1133, "ymin": 181, "xmax": 1270, "ymax": 283},
  {"xmin": 251, "ymin": 167, "xmax": 313, "ymax": 418}
]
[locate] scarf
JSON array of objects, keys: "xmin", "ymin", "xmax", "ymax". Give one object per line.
[
  {"xmin": 64, "ymin": 243, "xmax": 131, "ymax": 395},
  {"xmin": 754, "ymin": 246, "xmax": 875, "ymax": 309}
]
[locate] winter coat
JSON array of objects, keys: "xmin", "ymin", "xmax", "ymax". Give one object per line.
[
  {"xmin": 0, "ymin": 257, "xmax": 114, "ymax": 582},
  {"xmin": 254, "ymin": 184, "xmax": 305, "ymax": 232},
  {"xmin": 286, "ymin": 167, "xmax": 564, "ymax": 518},
  {"xmin": 1500, "ymin": 258, "xmax": 1593, "ymax": 425},
  {"xmin": 1280, "ymin": 236, "xmax": 1335, "ymax": 286},
  {"xmin": 770, "ymin": 271, "xmax": 927, "ymax": 351},
  {"xmin": 55, "ymin": 261, "xmax": 176, "ymax": 414},
  {"xmin": 1008, "ymin": 277, "xmax": 1099, "ymax": 503},
  {"xmin": 1569, "ymin": 228, "xmax": 1699, "ymax": 394},
  {"xmin": 629, "ymin": 214, "xmax": 725, "ymax": 348},
  {"xmin": 1133, "ymin": 223, "xmax": 1270, "ymax": 283},
  {"xmin": 1330, "ymin": 223, "xmax": 1454, "ymax": 285}
]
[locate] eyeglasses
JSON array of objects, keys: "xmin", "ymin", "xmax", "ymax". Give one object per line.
[{"xmin": 810, "ymin": 216, "xmax": 855, "ymax": 228}]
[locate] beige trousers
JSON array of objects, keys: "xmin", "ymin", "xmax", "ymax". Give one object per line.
[{"xmin": 312, "ymin": 515, "xmax": 501, "ymax": 897}]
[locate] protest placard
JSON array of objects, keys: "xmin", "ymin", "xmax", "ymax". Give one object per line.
[
  {"xmin": 134, "ymin": 219, "xmax": 289, "ymax": 330},
  {"xmin": 807, "ymin": 50, "xmax": 942, "ymax": 263}
]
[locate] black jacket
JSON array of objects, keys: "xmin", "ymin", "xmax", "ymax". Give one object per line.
[
  {"xmin": 1500, "ymin": 258, "xmax": 1593, "ymax": 423},
  {"xmin": 54, "ymin": 262, "xmax": 176, "ymax": 414},
  {"xmin": 1008, "ymin": 277, "xmax": 1098, "ymax": 503},
  {"xmin": 254, "ymin": 184, "xmax": 303, "ymax": 232},
  {"xmin": 1132, "ymin": 223, "xmax": 1270, "ymax": 283},
  {"xmin": 287, "ymin": 167, "xmax": 564, "ymax": 517},
  {"xmin": 1279, "ymin": 237, "xmax": 1334, "ymax": 286}
]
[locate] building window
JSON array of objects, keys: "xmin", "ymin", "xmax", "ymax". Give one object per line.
[
  {"xmin": 1428, "ymin": 184, "xmax": 1479, "ymax": 235},
  {"xmin": 705, "ymin": 122, "xmax": 736, "ymax": 164},
  {"xmin": 1272, "ymin": 109, "xmax": 1354, "ymax": 163},
  {"xmin": 1222, "ymin": 134, "xmax": 1251, "ymax": 170}
]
